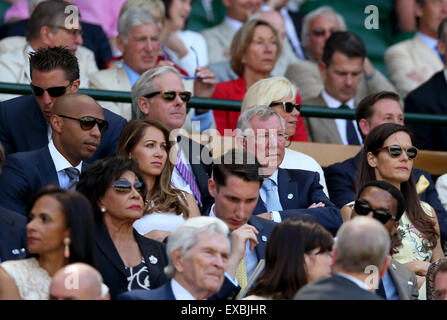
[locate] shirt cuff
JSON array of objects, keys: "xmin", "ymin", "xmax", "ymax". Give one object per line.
[
  {"xmin": 191, "ymin": 109, "xmax": 213, "ymax": 132},
  {"xmin": 271, "ymin": 211, "xmax": 282, "ymax": 223}
]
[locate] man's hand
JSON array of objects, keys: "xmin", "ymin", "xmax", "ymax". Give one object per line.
[
  {"xmin": 308, "ymin": 202, "xmax": 325, "ymax": 209},
  {"xmin": 226, "ymin": 224, "xmax": 259, "ymax": 279},
  {"xmin": 193, "ymin": 66, "xmax": 216, "ymax": 98}
]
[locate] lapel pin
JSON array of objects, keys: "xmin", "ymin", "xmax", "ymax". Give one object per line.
[
  {"xmin": 149, "ymin": 255, "xmax": 158, "ymax": 264},
  {"xmin": 287, "ymin": 193, "xmax": 294, "ymax": 199},
  {"xmin": 261, "ymin": 235, "xmax": 267, "ymax": 242},
  {"xmin": 391, "ymin": 263, "xmax": 397, "ymax": 270}
]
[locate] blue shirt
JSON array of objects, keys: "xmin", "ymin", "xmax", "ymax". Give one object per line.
[{"xmin": 123, "ymin": 62, "xmax": 141, "ymax": 87}]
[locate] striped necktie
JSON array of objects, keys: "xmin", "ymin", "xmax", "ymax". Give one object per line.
[
  {"xmin": 175, "ymin": 157, "xmax": 202, "ymax": 207},
  {"xmin": 235, "ymin": 257, "xmax": 248, "ymax": 290},
  {"xmin": 64, "ymin": 167, "xmax": 80, "ymax": 190},
  {"xmin": 338, "ymin": 104, "xmax": 360, "ymax": 145}
]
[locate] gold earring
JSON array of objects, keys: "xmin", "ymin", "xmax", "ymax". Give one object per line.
[{"xmin": 63, "ymin": 237, "xmax": 71, "ymax": 259}]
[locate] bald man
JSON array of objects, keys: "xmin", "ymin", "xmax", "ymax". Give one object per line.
[
  {"xmin": 50, "ymin": 263, "xmax": 109, "ymax": 300},
  {"xmin": 0, "ymin": 93, "xmax": 108, "ymax": 216}
]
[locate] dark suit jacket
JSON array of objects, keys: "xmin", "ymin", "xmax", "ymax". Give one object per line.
[
  {"xmin": 0, "ymin": 146, "xmax": 59, "ymax": 215},
  {"xmin": 94, "ymin": 221, "xmax": 169, "ymax": 300},
  {"xmin": 0, "ymin": 94, "xmax": 126, "ymax": 165},
  {"xmin": 177, "ymin": 135, "xmax": 213, "ymax": 215},
  {"xmin": 117, "ymin": 281, "xmax": 176, "ymax": 300},
  {"xmin": 253, "ymin": 168, "xmax": 342, "ymax": 236},
  {"xmin": 404, "ymin": 71, "xmax": 447, "ymax": 151},
  {"xmin": 324, "ymin": 151, "xmax": 447, "ymax": 242},
  {"xmin": 0, "ymin": 19, "xmax": 112, "ymax": 69},
  {"xmin": 0, "ymin": 206, "xmax": 27, "ymax": 263},
  {"xmin": 294, "ymin": 274, "xmax": 382, "ymax": 300}
]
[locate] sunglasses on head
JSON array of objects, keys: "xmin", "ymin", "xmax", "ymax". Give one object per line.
[
  {"xmin": 144, "ymin": 91, "xmax": 192, "ymax": 102},
  {"xmin": 112, "ymin": 179, "xmax": 146, "ymax": 197},
  {"xmin": 31, "ymin": 83, "xmax": 71, "ymax": 98},
  {"xmin": 57, "ymin": 114, "xmax": 109, "ymax": 133},
  {"xmin": 376, "ymin": 144, "xmax": 418, "ymax": 160},
  {"xmin": 354, "ymin": 199, "xmax": 397, "ymax": 224},
  {"xmin": 269, "ymin": 101, "xmax": 301, "ymax": 113}
]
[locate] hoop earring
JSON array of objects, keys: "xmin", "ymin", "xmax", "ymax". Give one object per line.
[{"xmin": 63, "ymin": 237, "xmax": 71, "ymax": 259}]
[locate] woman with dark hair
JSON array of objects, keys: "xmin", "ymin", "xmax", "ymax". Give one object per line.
[
  {"xmin": 355, "ymin": 123, "xmax": 444, "ymax": 298},
  {"xmin": 0, "ymin": 186, "xmax": 96, "ymax": 300},
  {"xmin": 244, "ymin": 218, "xmax": 333, "ymax": 300},
  {"xmin": 76, "ymin": 156, "xmax": 168, "ymax": 299},
  {"xmin": 117, "ymin": 119, "xmax": 200, "ymax": 241}
]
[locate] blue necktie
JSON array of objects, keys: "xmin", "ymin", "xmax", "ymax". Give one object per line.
[
  {"xmin": 64, "ymin": 167, "xmax": 80, "ymax": 190},
  {"xmin": 262, "ymin": 178, "xmax": 283, "ymax": 211},
  {"xmin": 338, "ymin": 104, "xmax": 360, "ymax": 145}
]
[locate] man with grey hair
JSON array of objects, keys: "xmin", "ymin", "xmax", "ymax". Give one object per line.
[
  {"xmin": 117, "ymin": 216, "xmax": 230, "ymax": 300},
  {"xmin": 132, "ymin": 65, "xmax": 215, "ymax": 215},
  {"xmin": 294, "ymin": 216, "xmax": 390, "ymax": 300},
  {"xmin": 0, "ymin": 0, "xmax": 98, "ymax": 100},
  {"xmin": 236, "ymin": 105, "xmax": 342, "ymax": 235},
  {"xmin": 285, "ymin": 5, "xmax": 394, "ymax": 102}
]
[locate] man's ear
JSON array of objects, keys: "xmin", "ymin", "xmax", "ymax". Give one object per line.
[
  {"xmin": 116, "ymin": 35, "xmax": 125, "ymax": 54},
  {"xmin": 172, "ymin": 248, "xmax": 184, "ymax": 273},
  {"xmin": 70, "ymin": 79, "xmax": 81, "ymax": 93},
  {"xmin": 358, "ymin": 118, "xmax": 371, "ymax": 137},
  {"xmin": 39, "ymin": 26, "xmax": 53, "ymax": 47},
  {"xmin": 138, "ymin": 96, "xmax": 150, "ymax": 116},
  {"xmin": 208, "ymin": 178, "xmax": 216, "ymax": 198},
  {"xmin": 438, "ymin": 40, "xmax": 446, "ymax": 57},
  {"xmin": 414, "ymin": 0, "xmax": 424, "ymax": 18},
  {"xmin": 50, "ymin": 114, "xmax": 63, "ymax": 133},
  {"xmin": 330, "ymin": 244, "xmax": 337, "ymax": 268},
  {"xmin": 318, "ymin": 60, "xmax": 327, "ymax": 80}
]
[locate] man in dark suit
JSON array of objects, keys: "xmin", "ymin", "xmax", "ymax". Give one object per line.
[
  {"xmin": 118, "ymin": 216, "xmax": 230, "ymax": 300},
  {"xmin": 133, "ymin": 65, "xmax": 216, "ymax": 215},
  {"xmin": 404, "ymin": 18, "xmax": 447, "ymax": 152},
  {"xmin": 294, "ymin": 216, "xmax": 390, "ymax": 300},
  {"xmin": 0, "ymin": 46, "xmax": 126, "ymax": 165},
  {"xmin": 324, "ymin": 91, "xmax": 447, "ymax": 242},
  {"xmin": 236, "ymin": 105, "xmax": 342, "ymax": 235},
  {"xmin": 0, "ymin": 92, "xmax": 107, "ymax": 216},
  {"xmin": 351, "ymin": 180, "xmax": 419, "ymax": 300}
]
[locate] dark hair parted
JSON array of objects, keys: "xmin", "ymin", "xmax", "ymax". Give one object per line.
[
  {"xmin": 321, "ymin": 31, "xmax": 366, "ymax": 67},
  {"xmin": 117, "ymin": 119, "xmax": 190, "ymax": 217},
  {"xmin": 29, "ymin": 185, "xmax": 97, "ymax": 267},
  {"xmin": 247, "ymin": 218, "xmax": 333, "ymax": 299},
  {"xmin": 212, "ymin": 149, "xmax": 263, "ymax": 188},
  {"xmin": 357, "ymin": 123, "xmax": 439, "ymax": 250},
  {"xmin": 29, "ymin": 46, "xmax": 80, "ymax": 83},
  {"xmin": 76, "ymin": 156, "xmax": 147, "ymax": 222}
]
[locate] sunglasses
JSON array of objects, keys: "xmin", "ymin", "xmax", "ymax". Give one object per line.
[
  {"xmin": 144, "ymin": 91, "xmax": 192, "ymax": 102},
  {"xmin": 56, "ymin": 25, "xmax": 83, "ymax": 37},
  {"xmin": 269, "ymin": 101, "xmax": 301, "ymax": 113},
  {"xmin": 31, "ymin": 83, "xmax": 71, "ymax": 98},
  {"xmin": 376, "ymin": 144, "xmax": 418, "ymax": 160},
  {"xmin": 354, "ymin": 199, "xmax": 397, "ymax": 224},
  {"xmin": 112, "ymin": 179, "xmax": 146, "ymax": 197},
  {"xmin": 311, "ymin": 29, "xmax": 334, "ymax": 37},
  {"xmin": 57, "ymin": 114, "xmax": 109, "ymax": 133}
]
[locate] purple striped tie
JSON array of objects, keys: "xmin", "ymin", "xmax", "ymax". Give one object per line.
[{"xmin": 175, "ymin": 158, "xmax": 202, "ymax": 207}]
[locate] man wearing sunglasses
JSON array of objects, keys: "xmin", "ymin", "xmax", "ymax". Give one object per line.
[
  {"xmin": 0, "ymin": 46, "xmax": 126, "ymax": 167},
  {"xmin": 0, "ymin": 0, "xmax": 98, "ymax": 101},
  {"xmin": 0, "ymin": 93, "xmax": 107, "ymax": 216},
  {"xmin": 349, "ymin": 180, "xmax": 419, "ymax": 300},
  {"xmin": 324, "ymin": 91, "xmax": 447, "ymax": 243}
]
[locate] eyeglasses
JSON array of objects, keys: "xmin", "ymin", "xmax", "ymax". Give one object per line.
[
  {"xmin": 54, "ymin": 25, "xmax": 83, "ymax": 37},
  {"xmin": 144, "ymin": 90, "xmax": 192, "ymax": 102},
  {"xmin": 269, "ymin": 101, "xmax": 301, "ymax": 113},
  {"xmin": 112, "ymin": 179, "xmax": 146, "ymax": 198},
  {"xmin": 354, "ymin": 199, "xmax": 397, "ymax": 224},
  {"xmin": 57, "ymin": 114, "xmax": 109, "ymax": 133},
  {"xmin": 31, "ymin": 83, "xmax": 71, "ymax": 98},
  {"xmin": 311, "ymin": 28, "xmax": 334, "ymax": 37},
  {"xmin": 376, "ymin": 144, "xmax": 418, "ymax": 160}
]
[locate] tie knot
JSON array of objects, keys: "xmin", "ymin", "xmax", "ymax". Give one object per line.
[
  {"xmin": 338, "ymin": 104, "xmax": 350, "ymax": 110},
  {"xmin": 262, "ymin": 178, "xmax": 274, "ymax": 191},
  {"xmin": 65, "ymin": 167, "xmax": 80, "ymax": 180}
]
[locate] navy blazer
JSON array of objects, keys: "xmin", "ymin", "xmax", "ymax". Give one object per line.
[
  {"xmin": 0, "ymin": 146, "xmax": 59, "ymax": 216},
  {"xmin": 118, "ymin": 281, "xmax": 176, "ymax": 300},
  {"xmin": 0, "ymin": 95, "xmax": 126, "ymax": 165},
  {"xmin": 405, "ymin": 71, "xmax": 447, "ymax": 151},
  {"xmin": 324, "ymin": 151, "xmax": 447, "ymax": 242},
  {"xmin": 94, "ymin": 221, "xmax": 169, "ymax": 300},
  {"xmin": 0, "ymin": 19, "xmax": 112, "ymax": 69},
  {"xmin": 253, "ymin": 168, "xmax": 342, "ymax": 236},
  {"xmin": 0, "ymin": 206, "xmax": 27, "ymax": 263}
]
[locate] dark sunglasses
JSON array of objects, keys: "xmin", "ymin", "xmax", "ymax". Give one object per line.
[
  {"xmin": 112, "ymin": 179, "xmax": 146, "ymax": 198},
  {"xmin": 376, "ymin": 144, "xmax": 418, "ymax": 160},
  {"xmin": 354, "ymin": 199, "xmax": 397, "ymax": 224},
  {"xmin": 144, "ymin": 91, "xmax": 192, "ymax": 102},
  {"xmin": 57, "ymin": 114, "xmax": 109, "ymax": 133},
  {"xmin": 31, "ymin": 83, "xmax": 71, "ymax": 98},
  {"xmin": 269, "ymin": 101, "xmax": 301, "ymax": 113}
]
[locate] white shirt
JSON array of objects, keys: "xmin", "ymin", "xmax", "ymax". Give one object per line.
[
  {"xmin": 321, "ymin": 89, "xmax": 363, "ymax": 145},
  {"xmin": 224, "ymin": 16, "xmax": 243, "ymax": 31},
  {"xmin": 171, "ymin": 278, "xmax": 197, "ymax": 300},
  {"xmin": 336, "ymin": 272, "xmax": 371, "ymax": 291},
  {"xmin": 48, "ymin": 140, "xmax": 82, "ymax": 189}
]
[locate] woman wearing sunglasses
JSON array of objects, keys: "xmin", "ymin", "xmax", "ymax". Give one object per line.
[
  {"xmin": 353, "ymin": 123, "xmax": 444, "ymax": 299},
  {"xmin": 211, "ymin": 19, "xmax": 308, "ymax": 142},
  {"xmin": 0, "ymin": 186, "xmax": 97, "ymax": 300},
  {"xmin": 117, "ymin": 119, "xmax": 200, "ymax": 242},
  {"xmin": 76, "ymin": 157, "xmax": 168, "ymax": 299}
]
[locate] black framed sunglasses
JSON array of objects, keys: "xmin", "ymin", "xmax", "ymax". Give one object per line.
[
  {"xmin": 376, "ymin": 144, "xmax": 418, "ymax": 160},
  {"xmin": 112, "ymin": 179, "xmax": 146, "ymax": 198},
  {"xmin": 144, "ymin": 91, "xmax": 192, "ymax": 102},
  {"xmin": 57, "ymin": 114, "xmax": 109, "ymax": 133},
  {"xmin": 31, "ymin": 83, "xmax": 71, "ymax": 98},
  {"xmin": 269, "ymin": 101, "xmax": 301, "ymax": 113},
  {"xmin": 354, "ymin": 199, "xmax": 397, "ymax": 224}
]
